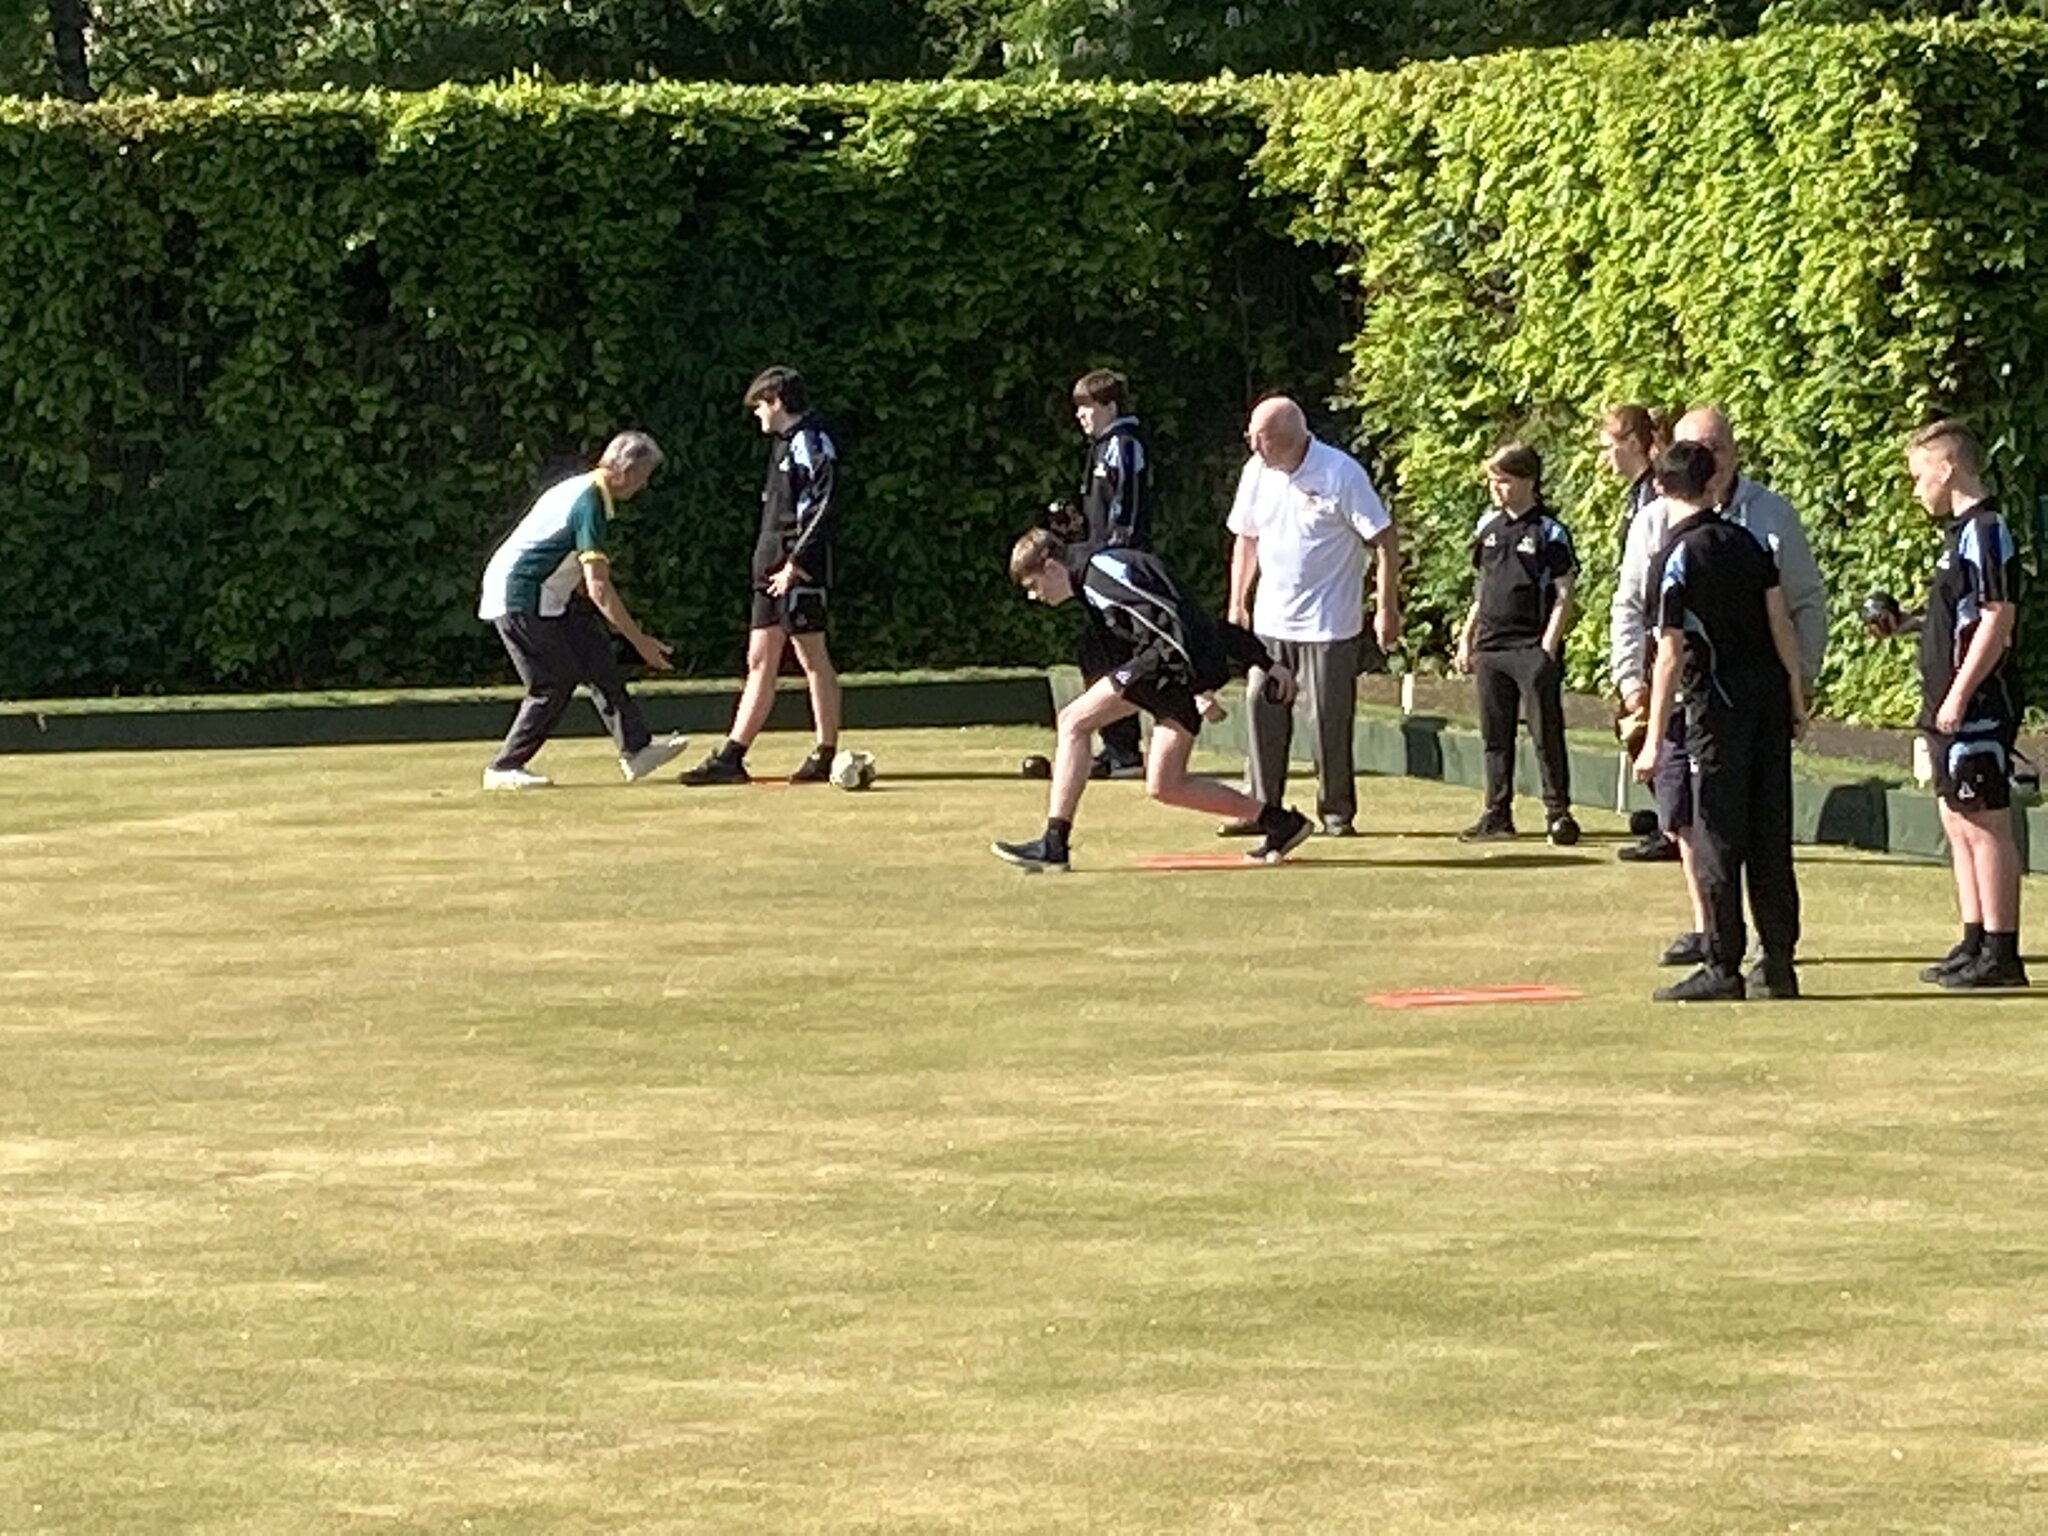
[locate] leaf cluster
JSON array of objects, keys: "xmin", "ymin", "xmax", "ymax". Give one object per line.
[
  {"xmin": 1252, "ymin": 18, "xmax": 2048, "ymax": 719},
  {"xmin": 0, "ymin": 79, "xmax": 1336, "ymax": 694}
]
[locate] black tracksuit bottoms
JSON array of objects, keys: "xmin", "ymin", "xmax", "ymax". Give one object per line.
[
  {"xmin": 1688, "ymin": 689, "xmax": 1801, "ymax": 976},
  {"xmin": 491, "ymin": 607, "xmax": 652, "ymax": 770},
  {"xmin": 1474, "ymin": 645, "xmax": 1570, "ymax": 823}
]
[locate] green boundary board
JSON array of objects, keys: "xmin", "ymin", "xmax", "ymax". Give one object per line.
[{"xmin": 1046, "ymin": 667, "xmax": 2048, "ymax": 875}]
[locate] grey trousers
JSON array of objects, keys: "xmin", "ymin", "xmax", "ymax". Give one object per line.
[
  {"xmin": 491, "ymin": 608, "xmax": 651, "ymax": 770},
  {"xmin": 1246, "ymin": 633, "xmax": 1363, "ymax": 824}
]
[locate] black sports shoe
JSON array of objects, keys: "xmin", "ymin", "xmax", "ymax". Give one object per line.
[
  {"xmin": 1938, "ymin": 952, "xmax": 2031, "ymax": 990},
  {"xmin": 1660, "ymin": 931, "xmax": 1708, "ymax": 967},
  {"xmin": 1546, "ymin": 813, "xmax": 1581, "ymax": 847},
  {"xmin": 1090, "ymin": 750, "xmax": 1145, "ymax": 781},
  {"xmin": 1246, "ymin": 807, "xmax": 1314, "ymax": 864},
  {"xmin": 1746, "ymin": 959, "xmax": 1801, "ymax": 999},
  {"xmin": 1654, "ymin": 967, "xmax": 1746, "ymax": 1003},
  {"xmin": 1918, "ymin": 940, "xmax": 1980, "ymax": 984},
  {"xmin": 678, "ymin": 751, "xmax": 750, "ymax": 786},
  {"xmin": 789, "ymin": 746, "xmax": 835, "ymax": 784},
  {"xmin": 1617, "ymin": 833, "xmax": 1679, "ymax": 862},
  {"xmin": 990, "ymin": 835, "xmax": 1070, "ymax": 873},
  {"xmin": 1458, "ymin": 817, "xmax": 1517, "ymax": 843}
]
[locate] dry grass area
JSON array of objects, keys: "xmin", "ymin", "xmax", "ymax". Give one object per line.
[{"xmin": 3, "ymin": 726, "xmax": 2046, "ymax": 1533}]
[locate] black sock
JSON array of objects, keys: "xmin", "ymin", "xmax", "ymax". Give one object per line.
[
  {"xmin": 814, "ymin": 741, "xmax": 836, "ymax": 760},
  {"xmin": 1045, "ymin": 817, "xmax": 1073, "ymax": 854},
  {"xmin": 1961, "ymin": 921, "xmax": 1986, "ymax": 955},
  {"xmin": 718, "ymin": 738, "xmax": 747, "ymax": 764},
  {"xmin": 1988, "ymin": 930, "xmax": 2019, "ymax": 964},
  {"xmin": 1256, "ymin": 804, "xmax": 1290, "ymax": 834}
]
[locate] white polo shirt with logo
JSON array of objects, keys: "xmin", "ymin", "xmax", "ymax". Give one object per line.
[{"xmin": 1226, "ymin": 437, "xmax": 1391, "ymax": 642}]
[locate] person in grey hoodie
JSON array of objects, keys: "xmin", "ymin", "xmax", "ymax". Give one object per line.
[{"xmin": 1609, "ymin": 406, "xmax": 1828, "ymax": 967}]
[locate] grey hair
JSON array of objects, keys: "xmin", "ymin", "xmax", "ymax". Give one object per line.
[{"xmin": 601, "ymin": 431, "xmax": 665, "ymax": 474}]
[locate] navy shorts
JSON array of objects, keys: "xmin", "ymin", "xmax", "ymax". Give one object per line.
[
  {"xmin": 750, "ymin": 584, "xmax": 828, "ymax": 636},
  {"xmin": 1929, "ymin": 721, "xmax": 2018, "ymax": 813},
  {"xmin": 1654, "ymin": 709, "xmax": 1693, "ymax": 833}
]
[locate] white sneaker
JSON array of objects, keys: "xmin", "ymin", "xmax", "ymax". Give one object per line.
[
  {"xmin": 620, "ymin": 732, "xmax": 688, "ymax": 783},
  {"xmin": 482, "ymin": 765, "xmax": 553, "ymax": 791}
]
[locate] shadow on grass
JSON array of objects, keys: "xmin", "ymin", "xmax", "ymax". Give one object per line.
[
  {"xmin": 1807, "ymin": 990, "xmax": 2037, "ymax": 1002},
  {"xmin": 1810, "ymin": 954, "xmax": 2048, "ymax": 967}
]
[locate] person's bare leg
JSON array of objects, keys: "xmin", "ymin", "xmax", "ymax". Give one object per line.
[
  {"xmin": 1146, "ymin": 722, "xmax": 1269, "ymax": 819},
  {"xmin": 730, "ymin": 625, "xmax": 787, "ymax": 748},
  {"xmin": 1958, "ymin": 806, "xmax": 2020, "ymax": 931},
  {"xmin": 790, "ymin": 631, "xmax": 841, "ymax": 748},
  {"xmin": 1678, "ymin": 828, "xmax": 1708, "ymax": 933},
  {"xmin": 1049, "ymin": 680, "xmax": 1134, "ymax": 824},
  {"xmin": 1941, "ymin": 801, "xmax": 1987, "ymax": 928}
]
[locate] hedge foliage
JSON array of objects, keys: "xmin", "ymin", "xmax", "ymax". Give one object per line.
[
  {"xmin": 1256, "ymin": 18, "xmax": 2048, "ymax": 719},
  {"xmin": 5, "ymin": 21, "xmax": 2048, "ymax": 718},
  {"xmin": 0, "ymin": 81, "xmax": 1336, "ymax": 693}
]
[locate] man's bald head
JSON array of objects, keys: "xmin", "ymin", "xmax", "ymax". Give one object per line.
[
  {"xmin": 1247, "ymin": 396, "xmax": 1311, "ymax": 471},
  {"xmin": 1673, "ymin": 407, "xmax": 1736, "ymax": 500}
]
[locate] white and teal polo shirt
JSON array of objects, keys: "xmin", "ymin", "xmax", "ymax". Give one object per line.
[{"xmin": 478, "ymin": 472, "xmax": 614, "ymax": 620}]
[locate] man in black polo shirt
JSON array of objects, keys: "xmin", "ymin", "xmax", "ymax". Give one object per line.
[
  {"xmin": 990, "ymin": 530, "xmax": 1311, "ymax": 872},
  {"xmin": 1633, "ymin": 441, "xmax": 1810, "ymax": 1002},
  {"xmin": 1868, "ymin": 420, "xmax": 2028, "ymax": 989},
  {"xmin": 1453, "ymin": 442, "xmax": 1580, "ymax": 844},
  {"xmin": 1065, "ymin": 368, "xmax": 1153, "ymax": 779}
]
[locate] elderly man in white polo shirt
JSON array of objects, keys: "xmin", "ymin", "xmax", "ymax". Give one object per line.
[{"xmin": 1224, "ymin": 396, "xmax": 1402, "ymax": 836}]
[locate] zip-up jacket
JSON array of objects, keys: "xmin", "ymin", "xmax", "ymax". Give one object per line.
[
  {"xmin": 1075, "ymin": 546, "xmax": 1269, "ymax": 693},
  {"xmin": 753, "ymin": 415, "xmax": 838, "ymax": 584},
  {"xmin": 1080, "ymin": 415, "xmax": 1151, "ymax": 553}
]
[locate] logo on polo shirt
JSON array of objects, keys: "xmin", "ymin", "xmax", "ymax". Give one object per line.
[{"xmin": 1516, "ymin": 535, "xmax": 1537, "ymax": 555}]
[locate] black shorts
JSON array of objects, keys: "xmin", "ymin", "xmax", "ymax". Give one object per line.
[
  {"xmin": 1654, "ymin": 708, "xmax": 1693, "ymax": 833},
  {"xmin": 750, "ymin": 584, "xmax": 828, "ymax": 635},
  {"xmin": 1117, "ymin": 675, "xmax": 1203, "ymax": 737},
  {"xmin": 1929, "ymin": 721, "xmax": 2019, "ymax": 812}
]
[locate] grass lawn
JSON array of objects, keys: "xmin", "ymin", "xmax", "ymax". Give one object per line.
[{"xmin": 4, "ymin": 726, "xmax": 2045, "ymax": 1533}]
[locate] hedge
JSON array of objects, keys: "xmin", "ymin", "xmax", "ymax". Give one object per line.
[
  {"xmin": 1255, "ymin": 18, "xmax": 2048, "ymax": 720},
  {"xmin": 0, "ymin": 80, "xmax": 1338, "ymax": 694},
  {"xmin": 4, "ymin": 23, "xmax": 2048, "ymax": 719}
]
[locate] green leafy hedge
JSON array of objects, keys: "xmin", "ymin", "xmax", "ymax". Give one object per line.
[
  {"xmin": 6, "ymin": 23, "xmax": 2048, "ymax": 719},
  {"xmin": 0, "ymin": 80, "xmax": 1336, "ymax": 694},
  {"xmin": 1255, "ymin": 18, "xmax": 2048, "ymax": 721}
]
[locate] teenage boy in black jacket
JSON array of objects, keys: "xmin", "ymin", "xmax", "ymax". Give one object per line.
[{"xmin": 992, "ymin": 530, "xmax": 1312, "ymax": 872}]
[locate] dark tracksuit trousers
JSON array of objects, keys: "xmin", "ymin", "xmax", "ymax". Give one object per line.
[
  {"xmin": 491, "ymin": 605, "xmax": 652, "ymax": 770},
  {"xmin": 1688, "ymin": 684, "xmax": 1800, "ymax": 976},
  {"xmin": 1474, "ymin": 644, "xmax": 1570, "ymax": 823}
]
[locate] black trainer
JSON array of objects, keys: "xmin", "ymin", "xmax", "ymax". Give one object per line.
[
  {"xmin": 1090, "ymin": 750, "xmax": 1145, "ymax": 781},
  {"xmin": 1938, "ymin": 952, "xmax": 2031, "ymax": 990},
  {"xmin": 789, "ymin": 746, "xmax": 835, "ymax": 784},
  {"xmin": 1246, "ymin": 807, "xmax": 1314, "ymax": 864},
  {"xmin": 1546, "ymin": 813, "xmax": 1581, "ymax": 847},
  {"xmin": 1918, "ymin": 940, "xmax": 1980, "ymax": 984},
  {"xmin": 990, "ymin": 835, "xmax": 1070, "ymax": 873},
  {"xmin": 1458, "ymin": 817, "xmax": 1516, "ymax": 843},
  {"xmin": 1660, "ymin": 931, "xmax": 1708, "ymax": 967},
  {"xmin": 1746, "ymin": 959, "xmax": 1801, "ymax": 1000},
  {"xmin": 1617, "ymin": 833, "xmax": 1679, "ymax": 863},
  {"xmin": 1654, "ymin": 967, "xmax": 1746, "ymax": 1003},
  {"xmin": 678, "ymin": 751, "xmax": 750, "ymax": 786}
]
